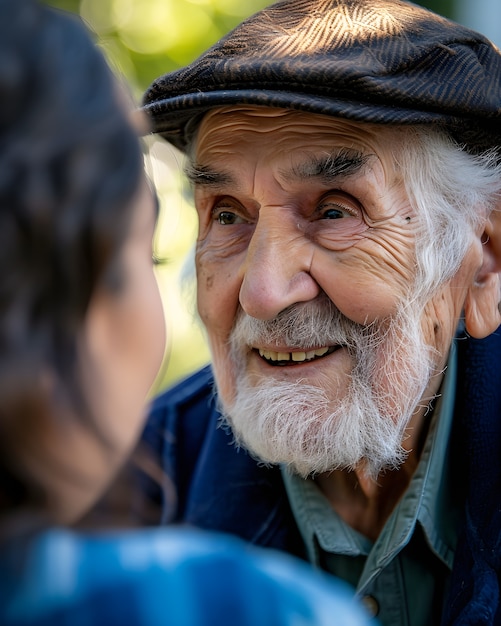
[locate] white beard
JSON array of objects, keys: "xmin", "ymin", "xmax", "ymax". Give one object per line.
[{"xmin": 220, "ymin": 297, "xmax": 436, "ymax": 480}]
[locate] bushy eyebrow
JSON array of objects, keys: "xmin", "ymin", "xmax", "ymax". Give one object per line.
[
  {"xmin": 184, "ymin": 162, "xmax": 234, "ymax": 188},
  {"xmin": 184, "ymin": 149, "xmax": 371, "ymax": 190},
  {"xmin": 282, "ymin": 149, "xmax": 371, "ymax": 185}
]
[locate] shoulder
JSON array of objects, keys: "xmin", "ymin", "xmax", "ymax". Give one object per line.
[
  {"xmin": 2, "ymin": 528, "xmax": 372, "ymax": 626},
  {"xmin": 144, "ymin": 365, "xmax": 219, "ymax": 453},
  {"xmin": 150, "ymin": 364, "xmax": 216, "ymax": 419}
]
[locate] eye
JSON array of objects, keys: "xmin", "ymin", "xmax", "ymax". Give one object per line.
[
  {"xmin": 215, "ymin": 210, "xmax": 242, "ymax": 225},
  {"xmin": 211, "ymin": 197, "xmax": 248, "ymax": 225},
  {"xmin": 316, "ymin": 194, "xmax": 360, "ymax": 220},
  {"xmin": 321, "ymin": 206, "xmax": 350, "ymax": 219}
]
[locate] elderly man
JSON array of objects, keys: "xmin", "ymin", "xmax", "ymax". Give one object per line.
[{"xmin": 141, "ymin": 0, "xmax": 501, "ymax": 623}]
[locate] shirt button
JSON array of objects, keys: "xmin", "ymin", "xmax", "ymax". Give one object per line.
[{"xmin": 361, "ymin": 595, "xmax": 380, "ymax": 618}]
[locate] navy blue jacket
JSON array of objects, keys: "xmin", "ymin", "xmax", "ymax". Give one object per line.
[{"xmin": 140, "ymin": 329, "xmax": 501, "ymax": 625}]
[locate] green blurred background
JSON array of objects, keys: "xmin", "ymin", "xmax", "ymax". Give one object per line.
[{"xmin": 42, "ymin": 0, "xmax": 500, "ymax": 394}]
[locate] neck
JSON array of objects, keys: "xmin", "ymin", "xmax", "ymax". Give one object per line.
[
  {"xmin": 315, "ymin": 406, "xmax": 433, "ymax": 542},
  {"xmin": 315, "ymin": 460, "xmax": 416, "ymax": 541}
]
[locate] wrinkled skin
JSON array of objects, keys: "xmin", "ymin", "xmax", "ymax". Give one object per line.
[{"xmin": 190, "ymin": 106, "xmax": 500, "ymax": 536}]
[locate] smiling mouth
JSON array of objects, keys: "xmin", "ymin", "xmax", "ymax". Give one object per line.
[{"xmin": 256, "ymin": 346, "xmax": 339, "ymax": 366}]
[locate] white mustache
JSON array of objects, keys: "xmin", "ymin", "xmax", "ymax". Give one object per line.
[{"xmin": 230, "ymin": 297, "xmax": 376, "ymax": 352}]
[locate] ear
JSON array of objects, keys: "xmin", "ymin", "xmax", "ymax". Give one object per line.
[{"xmin": 464, "ymin": 209, "xmax": 501, "ymax": 338}]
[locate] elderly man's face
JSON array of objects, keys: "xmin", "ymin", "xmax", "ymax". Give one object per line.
[{"xmin": 191, "ymin": 106, "xmax": 482, "ymax": 478}]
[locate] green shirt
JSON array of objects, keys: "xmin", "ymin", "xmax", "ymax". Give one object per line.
[{"xmin": 282, "ymin": 346, "xmax": 464, "ymax": 626}]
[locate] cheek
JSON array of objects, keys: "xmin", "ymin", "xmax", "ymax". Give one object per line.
[
  {"xmin": 195, "ymin": 244, "xmax": 245, "ymax": 407},
  {"xmin": 96, "ymin": 263, "xmax": 165, "ymax": 443},
  {"xmin": 209, "ymin": 337, "xmax": 240, "ymax": 407},
  {"xmin": 120, "ymin": 260, "xmax": 166, "ymax": 390},
  {"xmin": 196, "ymin": 274, "xmax": 240, "ymax": 406},
  {"xmin": 196, "ymin": 242, "xmax": 242, "ymax": 329},
  {"xmin": 312, "ymin": 237, "xmax": 417, "ymax": 323}
]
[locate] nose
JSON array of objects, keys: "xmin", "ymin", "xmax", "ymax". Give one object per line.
[{"xmin": 239, "ymin": 208, "xmax": 320, "ymax": 320}]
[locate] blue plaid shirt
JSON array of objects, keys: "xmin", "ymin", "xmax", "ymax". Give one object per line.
[{"xmin": 1, "ymin": 527, "xmax": 374, "ymax": 626}]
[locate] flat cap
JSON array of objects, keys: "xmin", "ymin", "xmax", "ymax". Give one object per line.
[{"xmin": 143, "ymin": 0, "xmax": 501, "ymax": 154}]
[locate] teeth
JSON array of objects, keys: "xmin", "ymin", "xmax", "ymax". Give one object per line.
[
  {"xmin": 314, "ymin": 347, "xmax": 329, "ymax": 357},
  {"xmin": 258, "ymin": 346, "xmax": 331, "ymax": 363}
]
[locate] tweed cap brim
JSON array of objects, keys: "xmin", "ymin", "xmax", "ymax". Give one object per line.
[{"xmin": 143, "ymin": 0, "xmax": 501, "ymax": 154}]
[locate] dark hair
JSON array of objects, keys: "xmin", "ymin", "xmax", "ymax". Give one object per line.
[{"xmin": 0, "ymin": 0, "xmax": 143, "ymax": 524}]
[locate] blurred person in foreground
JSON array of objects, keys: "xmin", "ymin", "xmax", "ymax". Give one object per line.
[
  {"xmin": 0, "ymin": 1, "xmax": 373, "ymax": 624},
  {"xmin": 141, "ymin": 0, "xmax": 501, "ymax": 624}
]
